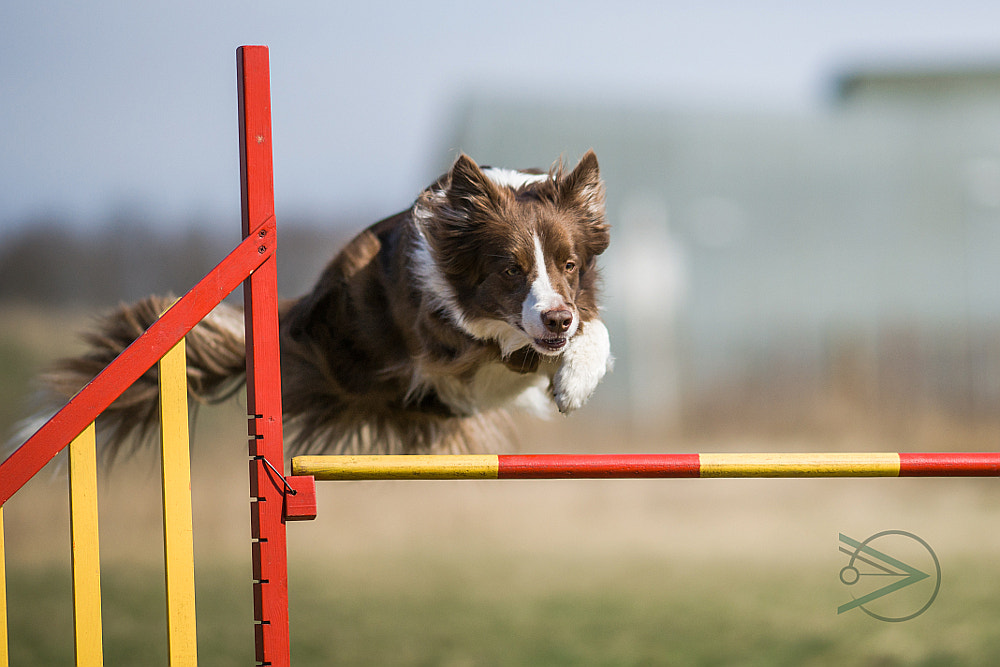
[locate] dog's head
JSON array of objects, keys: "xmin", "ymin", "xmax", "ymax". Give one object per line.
[{"xmin": 414, "ymin": 150, "xmax": 610, "ymax": 357}]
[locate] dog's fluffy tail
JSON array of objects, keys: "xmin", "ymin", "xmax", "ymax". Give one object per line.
[{"xmin": 22, "ymin": 295, "xmax": 247, "ymax": 461}]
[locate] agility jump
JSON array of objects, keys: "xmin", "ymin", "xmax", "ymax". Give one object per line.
[{"xmin": 2, "ymin": 44, "xmax": 999, "ymax": 667}]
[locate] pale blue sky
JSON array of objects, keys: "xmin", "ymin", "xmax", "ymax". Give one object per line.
[{"xmin": 4, "ymin": 1, "xmax": 1000, "ymax": 231}]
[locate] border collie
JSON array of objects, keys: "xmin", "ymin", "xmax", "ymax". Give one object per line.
[{"xmin": 33, "ymin": 151, "xmax": 612, "ymax": 457}]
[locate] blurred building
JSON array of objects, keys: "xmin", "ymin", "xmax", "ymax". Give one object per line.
[{"xmin": 441, "ymin": 64, "xmax": 1000, "ymax": 434}]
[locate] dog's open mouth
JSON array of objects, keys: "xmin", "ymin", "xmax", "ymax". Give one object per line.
[{"xmin": 535, "ymin": 337, "xmax": 567, "ymax": 353}]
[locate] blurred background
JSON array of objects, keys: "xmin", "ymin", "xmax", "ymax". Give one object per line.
[{"xmin": 4, "ymin": 2, "xmax": 1000, "ymax": 665}]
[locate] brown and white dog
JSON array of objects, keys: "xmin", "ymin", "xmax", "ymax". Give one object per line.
[{"xmin": 32, "ymin": 150, "xmax": 612, "ymax": 458}]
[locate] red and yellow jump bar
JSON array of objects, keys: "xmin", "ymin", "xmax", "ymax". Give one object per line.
[{"xmin": 291, "ymin": 452, "xmax": 1000, "ymax": 481}]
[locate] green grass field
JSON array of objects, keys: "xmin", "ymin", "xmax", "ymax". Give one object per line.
[
  {"xmin": 4, "ymin": 307, "xmax": 1000, "ymax": 665},
  {"xmin": 7, "ymin": 550, "xmax": 1000, "ymax": 666},
  {"xmin": 6, "ymin": 467, "xmax": 1000, "ymax": 666}
]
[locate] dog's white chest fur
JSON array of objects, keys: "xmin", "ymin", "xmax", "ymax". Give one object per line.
[
  {"xmin": 431, "ymin": 362, "xmax": 554, "ymax": 418},
  {"xmin": 424, "ymin": 319, "xmax": 611, "ymax": 420}
]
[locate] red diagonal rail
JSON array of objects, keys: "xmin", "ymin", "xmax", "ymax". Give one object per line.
[{"xmin": 0, "ymin": 219, "xmax": 275, "ymax": 507}]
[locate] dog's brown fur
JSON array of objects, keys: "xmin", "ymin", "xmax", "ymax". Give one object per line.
[{"xmin": 29, "ymin": 151, "xmax": 611, "ymax": 459}]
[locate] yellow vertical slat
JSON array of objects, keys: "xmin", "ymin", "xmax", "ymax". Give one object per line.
[
  {"xmin": 69, "ymin": 422, "xmax": 103, "ymax": 666},
  {"xmin": 0, "ymin": 506, "xmax": 8, "ymax": 667},
  {"xmin": 158, "ymin": 338, "xmax": 198, "ymax": 666}
]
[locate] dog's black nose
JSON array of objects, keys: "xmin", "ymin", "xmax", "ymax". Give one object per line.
[{"xmin": 542, "ymin": 308, "xmax": 573, "ymax": 334}]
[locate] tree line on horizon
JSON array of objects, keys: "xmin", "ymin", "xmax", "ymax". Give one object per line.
[{"xmin": 0, "ymin": 217, "xmax": 356, "ymax": 308}]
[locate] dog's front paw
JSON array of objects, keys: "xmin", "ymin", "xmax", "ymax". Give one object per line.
[{"xmin": 552, "ymin": 320, "xmax": 612, "ymax": 413}]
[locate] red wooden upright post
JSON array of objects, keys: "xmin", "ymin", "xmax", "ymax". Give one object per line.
[{"xmin": 237, "ymin": 45, "xmax": 290, "ymax": 667}]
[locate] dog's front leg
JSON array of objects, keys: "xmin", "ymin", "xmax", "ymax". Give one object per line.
[{"xmin": 551, "ymin": 319, "xmax": 612, "ymax": 413}]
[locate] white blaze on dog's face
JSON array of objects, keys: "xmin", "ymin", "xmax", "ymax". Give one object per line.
[
  {"xmin": 519, "ymin": 234, "xmax": 579, "ymax": 353},
  {"xmin": 416, "ymin": 150, "xmax": 609, "ymax": 358}
]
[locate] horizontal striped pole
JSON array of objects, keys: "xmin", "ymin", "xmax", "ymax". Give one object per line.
[{"xmin": 291, "ymin": 452, "xmax": 1000, "ymax": 481}]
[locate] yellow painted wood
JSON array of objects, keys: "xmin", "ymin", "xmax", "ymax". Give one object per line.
[
  {"xmin": 699, "ymin": 452, "xmax": 901, "ymax": 478},
  {"xmin": 69, "ymin": 422, "xmax": 103, "ymax": 666},
  {"xmin": 291, "ymin": 455, "xmax": 501, "ymax": 480},
  {"xmin": 0, "ymin": 506, "xmax": 8, "ymax": 667},
  {"xmin": 158, "ymin": 338, "xmax": 198, "ymax": 666}
]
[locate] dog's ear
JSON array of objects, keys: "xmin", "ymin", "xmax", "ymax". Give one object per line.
[
  {"xmin": 560, "ymin": 150, "xmax": 610, "ymax": 255},
  {"xmin": 560, "ymin": 149, "xmax": 604, "ymax": 214},
  {"xmin": 446, "ymin": 153, "xmax": 504, "ymax": 214}
]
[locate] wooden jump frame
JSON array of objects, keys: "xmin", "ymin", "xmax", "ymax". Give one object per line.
[
  {"xmin": 1, "ymin": 45, "xmax": 998, "ymax": 666},
  {"xmin": 0, "ymin": 46, "xmax": 300, "ymax": 667}
]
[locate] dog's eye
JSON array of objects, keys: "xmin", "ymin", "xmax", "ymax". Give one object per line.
[
  {"xmin": 504, "ymin": 266, "xmax": 521, "ymax": 277},
  {"xmin": 564, "ymin": 261, "xmax": 576, "ymax": 273}
]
